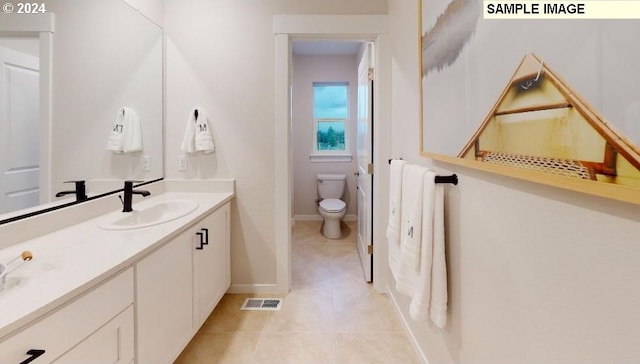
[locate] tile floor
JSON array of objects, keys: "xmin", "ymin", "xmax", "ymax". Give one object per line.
[{"xmin": 175, "ymin": 220, "xmax": 420, "ymax": 364}]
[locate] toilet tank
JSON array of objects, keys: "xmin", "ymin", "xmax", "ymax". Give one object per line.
[{"xmin": 317, "ymin": 174, "xmax": 346, "ymax": 199}]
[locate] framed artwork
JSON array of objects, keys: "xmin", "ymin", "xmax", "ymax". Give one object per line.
[{"xmin": 420, "ymin": 0, "xmax": 640, "ymax": 204}]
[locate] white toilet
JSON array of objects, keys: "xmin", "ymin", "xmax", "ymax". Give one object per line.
[{"xmin": 317, "ymin": 174, "xmax": 347, "ymax": 239}]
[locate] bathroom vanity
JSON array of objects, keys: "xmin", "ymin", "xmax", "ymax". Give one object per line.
[{"xmin": 0, "ymin": 182, "xmax": 234, "ymax": 364}]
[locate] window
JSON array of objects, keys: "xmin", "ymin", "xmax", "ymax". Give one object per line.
[{"xmin": 311, "ymin": 82, "xmax": 351, "ymax": 161}]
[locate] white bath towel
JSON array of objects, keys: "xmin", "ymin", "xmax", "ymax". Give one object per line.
[
  {"xmin": 180, "ymin": 108, "xmax": 197, "ymax": 153},
  {"xmin": 106, "ymin": 107, "xmax": 142, "ymax": 153},
  {"xmin": 181, "ymin": 108, "xmax": 215, "ymax": 154},
  {"xmin": 387, "ymin": 159, "xmax": 407, "ymax": 278},
  {"xmin": 409, "ymin": 174, "xmax": 447, "ymax": 329},
  {"xmin": 395, "ymin": 164, "xmax": 428, "ymax": 296},
  {"xmin": 194, "ymin": 109, "xmax": 214, "ymax": 153}
]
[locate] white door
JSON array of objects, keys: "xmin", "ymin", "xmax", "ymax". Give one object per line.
[
  {"xmin": 0, "ymin": 46, "xmax": 39, "ymax": 214},
  {"xmin": 356, "ymin": 43, "xmax": 374, "ymax": 282}
]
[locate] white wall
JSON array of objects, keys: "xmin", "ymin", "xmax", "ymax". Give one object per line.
[
  {"xmin": 0, "ymin": 36, "xmax": 39, "ymax": 57},
  {"xmin": 48, "ymin": 0, "xmax": 163, "ymax": 197},
  {"xmin": 292, "ymin": 54, "xmax": 358, "ymax": 219},
  {"xmin": 389, "ymin": 0, "xmax": 640, "ymax": 363},
  {"xmin": 121, "ymin": 0, "xmax": 164, "ymax": 26},
  {"xmin": 163, "ymin": 0, "xmax": 387, "ymax": 291}
]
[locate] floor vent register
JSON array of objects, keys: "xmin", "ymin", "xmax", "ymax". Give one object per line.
[{"xmin": 240, "ymin": 298, "xmax": 283, "ymax": 311}]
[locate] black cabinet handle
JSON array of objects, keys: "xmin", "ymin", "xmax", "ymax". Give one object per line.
[
  {"xmin": 196, "ymin": 232, "xmax": 204, "ymax": 250},
  {"xmin": 201, "ymin": 228, "xmax": 209, "ymax": 245},
  {"xmin": 195, "ymin": 228, "xmax": 210, "ymax": 250},
  {"xmin": 20, "ymin": 349, "xmax": 45, "ymax": 364}
]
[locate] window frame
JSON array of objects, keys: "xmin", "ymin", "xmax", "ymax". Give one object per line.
[{"xmin": 310, "ymin": 81, "xmax": 352, "ymax": 162}]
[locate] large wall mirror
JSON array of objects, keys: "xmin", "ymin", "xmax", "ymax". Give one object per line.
[
  {"xmin": 0, "ymin": 0, "xmax": 163, "ymax": 222},
  {"xmin": 420, "ymin": 0, "xmax": 640, "ymax": 204}
]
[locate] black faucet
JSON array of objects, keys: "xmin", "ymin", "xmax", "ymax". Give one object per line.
[
  {"xmin": 55, "ymin": 180, "xmax": 88, "ymax": 202},
  {"xmin": 122, "ymin": 180, "xmax": 151, "ymax": 212}
]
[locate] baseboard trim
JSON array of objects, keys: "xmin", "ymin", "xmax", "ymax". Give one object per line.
[
  {"xmin": 388, "ymin": 288, "xmax": 430, "ymax": 364},
  {"xmin": 293, "ymin": 214, "xmax": 357, "ymax": 222},
  {"xmin": 227, "ymin": 284, "xmax": 281, "ymax": 294}
]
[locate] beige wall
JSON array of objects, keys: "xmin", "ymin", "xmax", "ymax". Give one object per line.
[
  {"xmin": 163, "ymin": 0, "xmax": 387, "ymax": 289},
  {"xmin": 388, "ymin": 0, "xmax": 640, "ymax": 363},
  {"xmin": 292, "ymin": 54, "xmax": 359, "ymax": 219}
]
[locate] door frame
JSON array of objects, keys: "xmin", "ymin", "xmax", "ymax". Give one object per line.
[
  {"xmin": 0, "ymin": 13, "xmax": 54, "ymax": 204},
  {"xmin": 274, "ymin": 15, "xmax": 391, "ymax": 293}
]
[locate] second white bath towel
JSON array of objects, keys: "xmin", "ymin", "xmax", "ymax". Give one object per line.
[
  {"xmin": 387, "ymin": 159, "xmax": 407, "ymax": 278},
  {"xmin": 106, "ymin": 107, "xmax": 142, "ymax": 153},
  {"xmin": 409, "ymin": 173, "xmax": 447, "ymax": 328},
  {"xmin": 395, "ymin": 164, "xmax": 428, "ymax": 296}
]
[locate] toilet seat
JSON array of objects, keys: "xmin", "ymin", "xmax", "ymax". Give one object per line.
[{"xmin": 319, "ymin": 198, "xmax": 346, "ymax": 213}]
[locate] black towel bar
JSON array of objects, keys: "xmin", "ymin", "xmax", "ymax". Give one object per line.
[{"xmin": 388, "ymin": 159, "xmax": 458, "ymax": 185}]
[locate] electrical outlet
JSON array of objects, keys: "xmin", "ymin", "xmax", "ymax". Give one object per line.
[
  {"xmin": 142, "ymin": 156, "xmax": 151, "ymax": 171},
  {"xmin": 178, "ymin": 156, "xmax": 187, "ymax": 171}
]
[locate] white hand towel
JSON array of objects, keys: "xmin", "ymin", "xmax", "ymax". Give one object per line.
[
  {"xmin": 180, "ymin": 108, "xmax": 197, "ymax": 154},
  {"xmin": 194, "ymin": 108, "xmax": 214, "ymax": 153},
  {"xmin": 122, "ymin": 107, "xmax": 142, "ymax": 153},
  {"xmin": 106, "ymin": 107, "xmax": 126, "ymax": 152},
  {"xmin": 107, "ymin": 107, "xmax": 142, "ymax": 153},
  {"xmin": 395, "ymin": 164, "xmax": 428, "ymax": 296},
  {"xmin": 409, "ymin": 174, "xmax": 447, "ymax": 329},
  {"xmin": 387, "ymin": 159, "xmax": 407, "ymax": 278},
  {"xmin": 429, "ymin": 183, "xmax": 447, "ymax": 328}
]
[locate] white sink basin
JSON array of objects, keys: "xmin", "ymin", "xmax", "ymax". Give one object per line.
[{"xmin": 98, "ymin": 199, "xmax": 199, "ymax": 230}]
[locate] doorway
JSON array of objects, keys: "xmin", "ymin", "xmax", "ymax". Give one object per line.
[
  {"xmin": 0, "ymin": 40, "xmax": 40, "ymax": 214},
  {"xmin": 274, "ymin": 15, "xmax": 391, "ymax": 294},
  {"xmin": 290, "ymin": 40, "xmax": 371, "ymax": 281}
]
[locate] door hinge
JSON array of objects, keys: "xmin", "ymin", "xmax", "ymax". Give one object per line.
[
  {"xmin": 367, "ymin": 244, "xmax": 374, "ymax": 255},
  {"xmin": 368, "ymin": 67, "xmax": 374, "ymax": 81},
  {"xmin": 367, "ymin": 163, "xmax": 374, "ymax": 174}
]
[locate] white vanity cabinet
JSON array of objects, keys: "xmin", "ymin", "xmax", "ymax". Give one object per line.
[
  {"xmin": 192, "ymin": 202, "xmax": 230, "ymax": 328},
  {"xmin": 135, "ymin": 201, "xmax": 231, "ymax": 364},
  {"xmin": 0, "ymin": 192, "xmax": 233, "ymax": 364},
  {"xmin": 0, "ymin": 268, "xmax": 134, "ymax": 364},
  {"xmin": 135, "ymin": 227, "xmax": 194, "ymax": 364}
]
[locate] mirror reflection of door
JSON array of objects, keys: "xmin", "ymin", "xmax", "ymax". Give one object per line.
[{"xmin": 0, "ymin": 39, "xmax": 40, "ymax": 214}]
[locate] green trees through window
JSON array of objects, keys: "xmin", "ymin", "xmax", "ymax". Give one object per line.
[{"xmin": 313, "ymin": 82, "xmax": 348, "ymax": 152}]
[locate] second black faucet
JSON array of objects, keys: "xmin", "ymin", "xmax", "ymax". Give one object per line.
[{"xmin": 121, "ymin": 180, "xmax": 151, "ymax": 212}]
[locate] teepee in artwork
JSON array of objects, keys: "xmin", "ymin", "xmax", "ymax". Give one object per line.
[{"xmin": 459, "ymin": 53, "xmax": 640, "ymax": 187}]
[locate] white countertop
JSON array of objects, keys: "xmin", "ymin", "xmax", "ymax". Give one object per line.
[{"xmin": 0, "ymin": 191, "xmax": 233, "ymax": 339}]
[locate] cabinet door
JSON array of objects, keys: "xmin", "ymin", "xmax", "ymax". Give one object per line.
[
  {"xmin": 193, "ymin": 203, "xmax": 230, "ymax": 327},
  {"xmin": 0, "ymin": 269, "xmax": 133, "ymax": 364},
  {"xmin": 52, "ymin": 306, "xmax": 134, "ymax": 364},
  {"xmin": 136, "ymin": 232, "xmax": 193, "ymax": 364}
]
